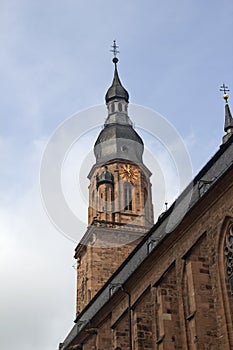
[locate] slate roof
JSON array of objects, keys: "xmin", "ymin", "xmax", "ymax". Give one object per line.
[
  {"xmin": 94, "ymin": 123, "xmax": 143, "ymax": 146},
  {"xmin": 105, "ymin": 63, "xmax": 129, "ymax": 103},
  {"xmin": 224, "ymin": 102, "xmax": 233, "ymax": 132}
]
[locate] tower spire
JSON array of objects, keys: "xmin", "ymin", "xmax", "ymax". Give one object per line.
[
  {"xmin": 105, "ymin": 41, "xmax": 129, "ymax": 103},
  {"xmin": 220, "ymin": 84, "xmax": 233, "ymax": 144},
  {"xmin": 95, "ymin": 43, "xmax": 143, "ymax": 164}
]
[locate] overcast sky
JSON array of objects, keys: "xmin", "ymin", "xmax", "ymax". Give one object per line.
[{"xmin": 0, "ymin": 1, "xmax": 233, "ymax": 349}]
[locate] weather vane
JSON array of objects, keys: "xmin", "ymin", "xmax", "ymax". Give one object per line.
[
  {"xmin": 220, "ymin": 83, "xmax": 230, "ymax": 102},
  {"xmin": 110, "ymin": 40, "xmax": 120, "ymax": 58}
]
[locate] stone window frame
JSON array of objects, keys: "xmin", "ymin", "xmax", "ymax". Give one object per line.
[
  {"xmin": 224, "ymin": 221, "xmax": 233, "ymax": 294},
  {"xmin": 123, "ymin": 182, "xmax": 133, "ymax": 211},
  {"xmin": 217, "ymin": 216, "xmax": 233, "ymax": 348}
]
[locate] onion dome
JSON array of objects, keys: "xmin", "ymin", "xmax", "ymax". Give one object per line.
[
  {"xmin": 94, "ymin": 123, "xmax": 144, "ymax": 164},
  {"xmin": 95, "ymin": 123, "xmax": 143, "ymax": 146},
  {"xmin": 96, "ymin": 166, "xmax": 114, "ymax": 189},
  {"xmin": 105, "ymin": 58, "xmax": 129, "ymax": 104}
]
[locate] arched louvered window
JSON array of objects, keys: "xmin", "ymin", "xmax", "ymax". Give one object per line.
[
  {"xmin": 124, "ymin": 182, "xmax": 132, "ymax": 211},
  {"xmin": 144, "ymin": 187, "xmax": 148, "ymax": 218}
]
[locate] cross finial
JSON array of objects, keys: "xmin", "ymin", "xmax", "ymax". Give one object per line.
[
  {"xmin": 220, "ymin": 83, "xmax": 230, "ymax": 103},
  {"xmin": 220, "ymin": 83, "xmax": 230, "ymax": 94},
  {"xmin": 110, "ymin": 40, "xmax": 119, "ymax": 59}
]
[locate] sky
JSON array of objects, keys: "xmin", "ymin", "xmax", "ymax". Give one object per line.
[{"xmin": 0, "ymin": 1, "xmax": 233, "ymax": 349}]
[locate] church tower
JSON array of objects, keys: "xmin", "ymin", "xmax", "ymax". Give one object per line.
[{"xmin": 75, "ymin": 43, "xmax": 154, "ymax": 316}]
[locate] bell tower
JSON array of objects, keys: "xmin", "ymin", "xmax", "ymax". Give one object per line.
[{"xmin": 75, "ymin": 44, "xmax": 154, "ymax": 316}]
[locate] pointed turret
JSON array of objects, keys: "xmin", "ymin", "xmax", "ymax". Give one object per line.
[
  {"xmin": 105, "ymin": 57, "xmax": 129, "ymax": 103},
  {"xmin": 224, "ymin": 97, "xmax": 233, "ymax": 133},
  {"xmin": 220, "ymin": 84, "xmax": 233, "ymax": 144}
]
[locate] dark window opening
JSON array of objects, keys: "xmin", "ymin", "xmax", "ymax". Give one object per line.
[{"xmin": 124, "ymin": 182, "xmax": 132, "ymax": 211}]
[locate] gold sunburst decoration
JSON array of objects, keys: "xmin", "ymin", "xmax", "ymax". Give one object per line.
[{"xmin": 119, "ymin": 164, "xmax": 139, "ymax": 183}]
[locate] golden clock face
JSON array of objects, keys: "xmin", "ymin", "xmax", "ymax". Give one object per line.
[{"xmin": 119, "ymin": 164, "xmax": 139, "ymax": 183}]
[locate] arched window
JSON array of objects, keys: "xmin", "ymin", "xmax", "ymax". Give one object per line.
[
  {"xmin": 144, "ymin": 188, "xmax": 148, "ymax": 205},
  {"xmin": 225, "ymin": 222, "xmax": 233, "ymax": 293},
  {"xmin": 124, "ymin": 182, "xmax": 132, "ymax": 211},
  {"xmin": 218, "ymin": 217, "xmax": 233, "ymax": 345},
  {"xmin": 144, "ymin": 187, "xmax": 148, "ymax": 218},
  {"xmin": 118, "ymin": 102, "xmax": 122, "ymax": 112}
]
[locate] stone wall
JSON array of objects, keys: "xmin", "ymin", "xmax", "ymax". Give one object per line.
[{"xmin": 68, "ymin": 167, "xmax": 233, "ymax": 349}]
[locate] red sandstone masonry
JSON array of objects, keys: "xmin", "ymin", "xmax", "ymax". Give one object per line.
[
  {"xmin": 71, "ymin": 168, "xmax": 233, "ymax": 349},
  {"xmin": 112, "ymin": 313, "xmax": 130, "ymax": 350}
]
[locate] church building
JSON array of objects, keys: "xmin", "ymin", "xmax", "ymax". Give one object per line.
[{"xmin": 59, "ymin": 47, "xmax": 233, "ymax": 349}]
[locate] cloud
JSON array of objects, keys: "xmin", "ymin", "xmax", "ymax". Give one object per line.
[
  {"xmin": 0, "ymin": 134, "xmax": 76, "ymax": 349},
  {"xmin": 0, "ymin": 181, "xmax": 76, "ymax": 350}
]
